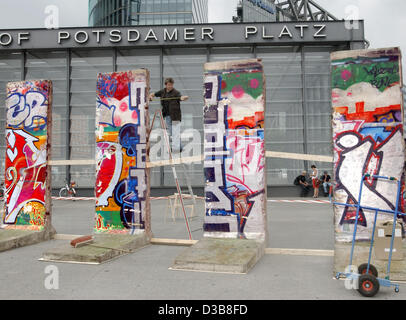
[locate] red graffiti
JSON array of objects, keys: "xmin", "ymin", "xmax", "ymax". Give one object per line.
[{"xmin": 335, "ymin": 102, "xmax": 401, "ymax": 123}]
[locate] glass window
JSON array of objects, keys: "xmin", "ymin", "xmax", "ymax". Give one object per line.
[
  {"xmin": 117, "ymin": 48, "xmax": 161, "ymax": 187},
  {"xmin": 153, "ymin": 14, "xmax": 162, "ymax": 25},
  {"xmin": 26, "ymin": 51, "xmax": 68, "ymax": 187},
  {"xmin": 0, "ymin": 52, "xmax": 22, "ymax": 178},
  {"xmin": 177, "ymin": 0, "xmax": 185, "ymax": 11},
  {"xmin": 168, "ymin": 0, "xmax": 176, "ymax": 9},
  {"xmin": 70, "ymin": 49, "xmax": 113, "ymax": 187},
  {"xmin": 257, "ymin": 46, "xmax": 305, "ymax": 185},
  {"xmin": 209, "ymin": 46, "xmax": 254, "ymax": 62},
  {"xmin": 161, "ymin": 0, "xmax": 169, "ymax": 12},
  {"xmin": 177, "ymin": 13, "xmax": 185, "ymax": 24},
  {"xmin": 304, "ymin": 47, "xmax": 334, "ymax": 176},
  {"xmin": 185, "ymin": 0, "xmax": 192, "ymax": 11},
  {"xmin": 139, "ymin": 1, "xmax": 147, "ymax": 12},
  {"xmin": 184, "ymin": 13, "xmax": 193, "ymax": 24},
  {"xmin": 169, "ymin": 14, "xmax": 177, "ymax": 24},
  {"xmin": 154, "ymin": 0, "xmax": 162, "ymax": 12},
  {"xmin": 163, "ymin": 48, "xmax": 207, "ymax": 186}
]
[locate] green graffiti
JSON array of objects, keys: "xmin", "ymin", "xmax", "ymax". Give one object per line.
[
  {"xmin": 332, "ymin": 59, "xmax": 400, "ymax": 92},
  {"xmin": 95, "ymin": 210, "xmax": 125, "ymax": 231},
  {"xmin": 16, "ymin": 211, "xmax": 31, "ymax": 225},
  {"xmin": 221, "ymin": 72, "xmax": 263, "ymax": 100},
  {"xmin": 15, "ymin": 206, "xmax": 45, "ymax": 229},
  {"xmin": 99, "ymin": 126, "xmax": 120, "ymax": 133}
]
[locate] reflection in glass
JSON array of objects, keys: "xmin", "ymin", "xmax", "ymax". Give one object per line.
[
  {"xmin": 26, "ymin": 51, "xmax": 68, "ymax": 187},
  {"xmin": 70, "ymin": 49, "xmax": 113, "ymax": 187}
]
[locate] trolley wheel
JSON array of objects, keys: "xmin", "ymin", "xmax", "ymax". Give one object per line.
[
  {"xmin": 358, "ymin": 274, "xmax": 380, "ymax": 297},
  {"xmin": 358, "ymin": 263, "xmax": 378, "ymax": 277},
  {"xmin": 395, "ymin": 287, "xmax": 400, "ymax": 293},
  {"xmin": 59, "ymin": 188, "xmax": 68, "ymax": 198}
]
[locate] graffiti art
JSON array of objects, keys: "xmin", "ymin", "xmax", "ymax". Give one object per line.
[
  {"xmin": 95, "ymin": 70, "xmax": 150, "ymax": 235},
  {"xmin": 331, "ymin": 47, "xmax": 405, "ymax": 242},
  {"xmin": 2, "ymin": 80, "xmax": 53, "ymax": 231},
  {"xmin": 203, "ymin": 59, "xmax": 267, "ymax": 241}
]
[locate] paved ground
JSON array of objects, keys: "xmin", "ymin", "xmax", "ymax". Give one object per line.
[{"xmin": 0, "ymin": 198, "xmax": 405, "ymax": 300}]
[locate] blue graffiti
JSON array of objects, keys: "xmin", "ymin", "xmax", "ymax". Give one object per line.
[
  {"xmin": 97, "ymin": 75, "xmax": 117, "ymax": 98},
  {"xmin": 119, "ymin": 124, "xmax": 140, "ymax": 157},
  {"xmin": 360, "ymin": 126, "xmax": 392, "ymax": 143},
  {"xmin": 6, "ymin": 91, "xmax": 47, "ymax": 130},
  {"xmin": 113, "ymin": 168, "xmax": 144, "ymax": 230},
  {"xmin": 206, "ymin": 209, "xmax": 238, "ymax": 217},
  {"xmin": 96, "ymin": 99, "xmax": 116, "ymax": 127}
]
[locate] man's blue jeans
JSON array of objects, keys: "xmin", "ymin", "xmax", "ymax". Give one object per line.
[
  {"xmin": 323, "ymin": 182, "xmax": 332, "ymax": 194},
  {"xmin": 165, "ymin": 116, "xmax": 181, "ymax": 153}
]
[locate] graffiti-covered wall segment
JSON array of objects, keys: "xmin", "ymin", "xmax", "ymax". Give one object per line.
[
  {"xmin": 203, "ymin": 59, "xmax": 267, "ymax": 241},
  {"xmin": 332, "ymin": 48, "xmax": 405, "ymax": 242},
  {"xmin": 2, "ymin": 80, "xmax": 53, "ymax": 231},
  {"xmin": 95, "ymin": 70, "xmax": 150, "ymax": 235}
]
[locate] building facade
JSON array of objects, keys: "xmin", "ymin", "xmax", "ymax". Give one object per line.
[
  {"xmin": 89, "ymin": 0, "xmax": 208, "ymax": 26},
  {"xmin": 0, "ymin": 22, "xmax": 365, "ymax": 194},
  {"xmin": 234, "ymin": 0, "xmax": 278, "ymax": 23},
  {"xmin": 233, "ymin": 0, "xmax": 338, "ymax": 23}
]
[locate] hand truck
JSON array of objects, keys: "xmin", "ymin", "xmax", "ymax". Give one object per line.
[{"xmin": 333, "ymin": 174, "xmax": 405, "ymax": 297}]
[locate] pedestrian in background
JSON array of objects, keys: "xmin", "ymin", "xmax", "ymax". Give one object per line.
[
  {"xmin": 294, "ymin": 170, "xmax": 311, "ymax": 197},
  {"xmin": 310, "ymin": 164, "xmax": 320, "ymax": 198},
  {"xmin": 320, "ymin": 171, "xmax": 332, "ymax": 197}
]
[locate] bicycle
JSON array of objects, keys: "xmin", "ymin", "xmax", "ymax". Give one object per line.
[
  {"xmin": 0, "ymin": 182, "xmax": 5, "ymax": 199},
  {"xmin": 59, "ymin": 180, "xmax": 77, "ymax": 198}
]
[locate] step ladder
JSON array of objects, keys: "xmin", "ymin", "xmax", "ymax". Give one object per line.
[
  {"xmin": 165, "ymin": 162, "xmax": 198, "ymax": 223},
  {"xmin": 149, "ymin": 109, "xmax": 197, "ymax": 239}
]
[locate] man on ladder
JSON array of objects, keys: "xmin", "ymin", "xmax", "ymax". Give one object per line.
[
  {"xmin": 149, "ymin": 78, "xmax": 196, "ymax": 236},
  {"xmin": 149, "ymin": 77, "xmax": 188, "ymax": 154}
]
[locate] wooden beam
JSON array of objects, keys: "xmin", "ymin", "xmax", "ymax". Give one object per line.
[
  {"xmin": 150, "ymin": 238, "xmax": 198, "ymax": 246},
  {"xmin": 49, "ymin": 160, "xmax": 96, "ymax": 166},
  {"xmin": 47, "ymin": 151, "xmax": 333, "ymax": 167},
  {"xmin": 146, "ymin": 155, "xmax": 204, "ymax": 168},
  {"xmin": 265, "ymin": 248, "xmax": 334, "ymax": 257},
  {"xmin": 266, "ymin": 151, "xmax": 333, "ymax": 163}
]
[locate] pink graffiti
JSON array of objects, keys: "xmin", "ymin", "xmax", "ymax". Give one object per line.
[
  {"xmin": 232, "ymin": 85, "xmax": 245, "ymax": 99},
  {"xmin": 226, "ymin": 134, "xmax": 264, "ymax": 193},
  {"xmin": 341, "ymin": 69, "xmax": 352, "ymax": 81},
  {"xmin": 250, "ymin": 78, "xmax": 259, "ymax": 89}
]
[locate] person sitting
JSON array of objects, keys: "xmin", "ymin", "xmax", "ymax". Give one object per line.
[
  {"xmin": 320, "ymin": 171, "xmax": 333, "ymax": 197},
  {"xmin": 294, "ymin": 170, "xmax": 311, "ymax": 197}
]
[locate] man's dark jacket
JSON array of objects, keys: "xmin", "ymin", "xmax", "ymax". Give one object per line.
[{"xmin": 154, "ymin": 88, "xmax": 182, "ymax": 121}]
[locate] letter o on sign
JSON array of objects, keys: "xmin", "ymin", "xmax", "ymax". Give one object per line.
[
  {"xmin": 0, "ymin": 33, "xmax": 12, "ymax": 46},
  {"xmin": 74, "ymin": 31, "xmax": 89, "ymax": 44}
]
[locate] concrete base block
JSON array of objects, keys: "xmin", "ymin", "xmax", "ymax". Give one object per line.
[
  {"xmin": 170, "ymin": 237, "xmax": 265, "ymax": 274},
  {"xmin": 41, "ymin": 233, "xmax": 151, "ymax": 264},
  {"xmin": 334, "ymin": 242, "xmax": 406, "ymax": 281},
  {"xmin": 0, "ymin": 227, "xmax": 56, "ymax": 253}
]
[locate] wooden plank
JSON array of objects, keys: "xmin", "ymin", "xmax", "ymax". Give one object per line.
[
  {"xmin": 48, "ymin": 151, "xmax": 333, "ymax": 167},
  {"xmin": 49, "ymin": 160, "xmax": 96, "ymax": 166},
  {"xmin": 146, "ymin": 155, "xmax": 204, "ymax": 168},
  {"xmin": 265, "ymin": 248, "xmax": 334, "ymax": 257},
  {"xmin": 53, "ymin": 234, "xmax": 86, "ymax": 240},
  {"xmin": 150, "ymin": 238, "xmax": 198, "ymax": 246},
  {"xmin": 266, "ymin": 151, "xmax": 333, "ymax": 163}
]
